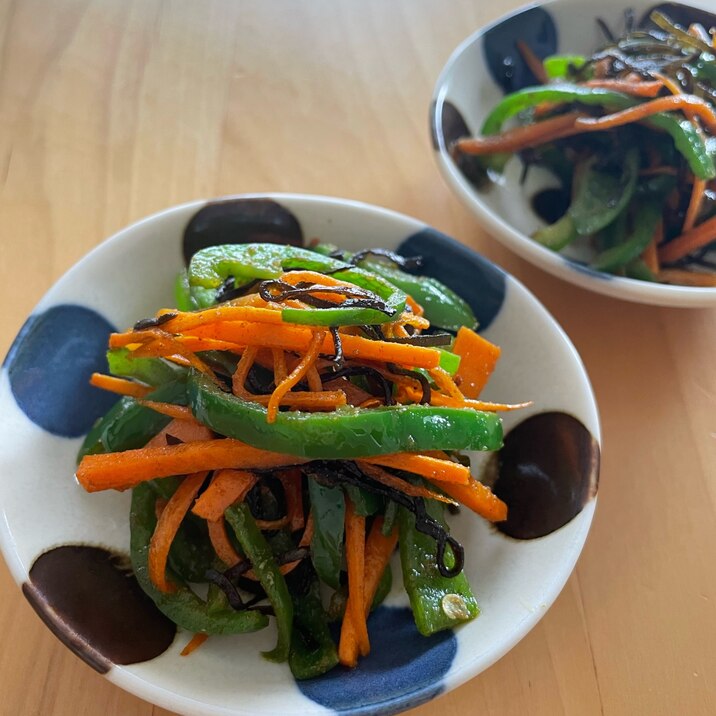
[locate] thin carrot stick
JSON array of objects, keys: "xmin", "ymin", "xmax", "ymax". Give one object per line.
[
  {"xmin": 277, "ymin": 468, "xmax": 305, "ymax": 532},
  {"xmin": 306, "ymin": 364, "xmax": 323, "ymax": 392},
  {"xmin": 148, "ymin": 471, "xmax": 208, "ymax": 592},
  {"xmin": 658, "ymin": 213, "xmax": 716, "ymax": 263},
  {"xmin": 658, "ymin": 268, "xmax": 716, "ymax": 286},
  {"xmin": 435, "ymin": 476, "xmax": 508, "ymax": 522},
  {"xmin": 144, "ymin": 418, "xmax": 214, "ymax": 447},
  {"xmin": 90, "ymin": 373, "xmax": 151, "ymax": 399},
  {"xmin": 583, "ymin": 79, "xmax": 663, "ymax": 97},
  {"xmin": 232, "ymin": 346, "xmax": 259, "ymax": 398},
  {"xmin": 344, "ymin": 497, "xmax": 369, "ymax": 658},
  {"xmin": 180, "ymin": 632, "xmax": 209, "ymax": 656},
  {"xmin": 428, "ymin": 366, "xmax": 464, "ymax": 400},
  {"xmin": 76, "ymin": 439, "xmax": 307, "ymax": 492},
  {"xmin": 207, "ymin": 518, "xmax": 242, "ymax": 567},
  {"xmin": 272, "ymin": 348, "xmax": 287, "ymax": 383},
  {"xmin": 575, "ymin": 95, "xmax": 716, "ymax": 133},
  {"xmin": 361, "ymin": 453, "xmax": 469, "ymax": 485},
  {"xmin": 356, "ymin": 461, "xmax": 457, "ymax": 505},
  {"xmin": 516, "ymin": 40, "xmax": 548, "ymax": 84},
  {"xmin": 192, "ymin": 469, "xmax": 258, "ymax": 521},
  {"xmin": 161, "ymin": 305, "xmax": 285, "ymax": 333},
  {"xmin": 137, "ymin": 401, "xmax": 194, "ymax": 421},
  {"xmin": 683, "ymin": 177, "xmax": 707, "ymax": 232},
  {"xmin": 255, "ymin": 516, "xmax": 291, "ymax": 530},
  {"xmin": 267, "ymin": 330, "xmax": 326, "ymax": 423}
]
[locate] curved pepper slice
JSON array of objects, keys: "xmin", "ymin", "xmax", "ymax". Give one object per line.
[
  {"xmin": 188, "ymin": 372, "xmax": 503, "ymax": 459},
  {"xmin": 188, "ymin": 243, "xmax": 407, "ymax": 325},
  {"xmin": 130, "ymin": 483, "xmax": 269, "ymax": 635}
]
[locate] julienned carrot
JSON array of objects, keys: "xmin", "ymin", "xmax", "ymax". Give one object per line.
[
  {"xmin": 180, "ymin": 632, "xmax": 209, "ymax": 656},
  {"xmin": 455, "ymin": 112, "xmax": 586, "ymax": 155},
  {"xmin": 277, "ymin": 468, "xmax": 305, "ymax": 532},
  {"xmin": 192, "ymin": 469, "xmax": 258, "ymax": 521},
  {"xmin": 452, "ymin": 326, "xmax": 501, "ymax": 399},
  {"xmin": 683, "ymin": 177, "xmax": 707, "ymax": 233},
  {"xmin": 399, "ymin": 383, "xmax": 530, "ymax": 412},
  {"xmin": 272, "ymin": 349, "xmax": 287, "ymax": 383},
  {"xmin": 362, "ymin": 453, "xmax": 470, "ymax": 485},
  {"xmin": 267, "ymin": 330, "xmax": 326, "ymax": 423},
  {"xmin": 90, "ymin": 373, "xmax": 151, "ymax": 399},
  {"xmin": 339, "ymin": 516, "xmax": 398, "ymax": 667},
  {"xmin": 428, "ymin": 367, "xmax": 464, "ymax": 400},
  {"xmin": 255, "ymin": 516, "xmax": 291, "ymax": 530},
  {"xmin": 246, "ymin": 391, "xmax": 347, "ymax": 411},
  {"xmin": 516, "ymin": 39, "xmax": 548, "ymax": 84},
  {"xmin": 658, "ymin": 268, "xmax": 716, "ymax": 286},
  {"xmin": 185, "ymin": 321, "xmax": 442, "ymax": 369},
  {"xmin": 306, "ymin": 364, "xmax": 323, "ymax": 393},
  {"xmin": 137, "ymin": 401, "xmax": 194, "ymax": 421},
  {"xmin": 575, "ymin": 95, "xmax": 716, "ymax": 134},
  {"xmin": 658, "ymin": 213, "xmax": 716, "ymax": 263},
  {"xmin": 144, "ymin": 418, "xmax": 214, "ymax": 448},
  {"xmin": 207, "ymin": 518, "xmax": 241, "ymax": 567},
  {"xmin": 437, "ymin": 476, "xmax": 508, "ymax": 523},
  {"xmin": 343, "ymin": 498, "xmax": 370, "ymax": 660},
  {"xmin": 163, "ymin": 305, "xmax": 285, "ymax": 333},
  {"xmin": 356, "ymin": 461, "xmax": 457, "ymax": 505},
  {"xmin": 583, "ymin": 79, "xmax": 663, "ymax": 97},
  {"xmin": 76, "ymin": 439, "xmax": 307, "ymax": 492},
  {"xmin": 232, "ymin": 345, "xmax": 259, "ymax": 399},
  {"xmin": 148, "ymin": 471, "xmax": 208, "ymax": 593}
]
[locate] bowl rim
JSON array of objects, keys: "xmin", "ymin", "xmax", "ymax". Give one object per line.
[
  {"xmin": 430, "ymin": 0, "xmax": 716, "ymax": 308},
  {"xmin": 0, "ymin": 192, "xmax": 600, "ymax": 716}
]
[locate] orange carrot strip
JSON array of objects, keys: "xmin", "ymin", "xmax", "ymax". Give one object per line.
[
  {"xmin": 279, "ymin": 512, "xmax": 316, "ymax": 577},
  {"xmin": 404, "ymin": 294, "xmax": 424, "ymax": 317},
  {"xmin": 428, "ymin": 366, "xmax": 464, "ymax": 400},
  {"xmin": 683, "ymin": 177, "xmax": 707, "ymax": 232},
  {"xmin": 192, "ymin": 469, "xmax": 258, "ymax": 521},
  {"xmin": 356, "ymin": 461, "xmax": 457, "ymax": 505},
  {"xmin": 232, "ymin": 346, "xmax": 259, "ymax": 398},
  {"xmin": 400, "ymin": 383, "xmax": 530, "ymax": 412},
  {"xmin": 575, "ymin": 95, "xmax": 716, "ymax": 134},
  {"xmin": 435, "ymin": 476, "xmax": 508, "ymax": 523},
  {"xmin": 361, "ymin": 453, "xmax": 469, "ymax": 485},
  {"xmin": 277, "ymin": 468, "xmax": 305, "ymax": 532},
  {"xmin": 658, "ymin": 213, "xmax": 716, "ymax": 263},
  {"xmin": 339, "ymin": 516, "xmax": 398, "ymax": 667},
  {"xmin": 148, "ymin": 471, "xmax": 208, "ymax": 592},
  {"xmin": 207, "ymin": 518, "xmax": 242, "ymax": 567},
  {"xmin": 658, "ymin": 269, "xmax": 716, "ymax": 286},
  {"xmin": 187, "ymin": 321, "xmax": 442, "ymax": 370},
  {"xmin": 154, "ymin": 496, "xmax": 168, "ymax": 520},
  {"xmin": 180, "ymin": 632, "xmax": 209, "ymax": 656},
  {"xmin": 455, "ymin": 112, "xmax": 586, "ymax": 155},
  {"xmin": 452, "ymin": 326, "xmax": 501, "ymax": 399},
  {"xmin": 144, "ymin": 418, "xmax": 214, "ymax": 447},
  {"xmin": 90, "ymin": 373, "xmax": 151, "ymax": 399},
  {"xmin": 344, "ymin": 498, "xmax": 369, "ymax": 658},
  {"xmin": 267, "ymin": 330, "xmax": 326, "ymax": 423},
  {"xmin": 161, "ymin": 305, "xmax": 285, "ymax": 333},
  {"xmin": 584, "ymin": 79, "xmax": 663, "ymax": 97},
  {"xmin": 516, "ymin": 39, "xmax": 548, "ymax": 84},
  {"xmin": 307, "ymin": 364, "xmax": 323, "ymax": 392},
  {"xmin": 76, "ymin": 439, "xmax": 307, "ymax": 493},
  {"xmin": 255, "ymin": 516, "xmax": 291, "ymax": 530},
  {"xmin": 272, "ymin": 348, "xmax": 287, "ymax": 383},
  {"xmin": 137, "ymin": 401, "xmax": 194, "ymax": 421}
]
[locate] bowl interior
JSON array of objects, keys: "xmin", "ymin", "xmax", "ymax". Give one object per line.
[
  {"xmin": 431, "ymin": 0, "xmax": 716, "ymax": 306},
  {"xmin": 0, "ymin": 195, "xmax": 599, "ymax": 716}
]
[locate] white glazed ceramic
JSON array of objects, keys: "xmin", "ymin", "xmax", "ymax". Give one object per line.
[
  {"xmin": 0, "ymin": 195, "xmax": 600, "ymax": 716},
  {"xmin": 431, "ymin": 0, "xmax": 716, "ymax": 308}
]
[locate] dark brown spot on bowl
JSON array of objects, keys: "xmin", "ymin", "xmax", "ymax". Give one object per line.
[
  {"xmin": 491, "ymin": 412, "xmax": 599, "ymax": 540},
  {"xmin": 24, "ymin": 545, "xmax": 176, "ymax": 673},
  {"xmin": 183, "ymin": 197, "xmax": 304, "ymax": 264}
]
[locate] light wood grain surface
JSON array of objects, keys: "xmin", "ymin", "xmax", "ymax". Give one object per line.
[{"xmin": 1, "ymin": 1, "xmax": 714, "ymax": 714}]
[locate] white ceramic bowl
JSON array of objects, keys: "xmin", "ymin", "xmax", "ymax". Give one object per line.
[
  {"xmin": 0, "ymin": 195, "xmax": 600, "ymax": 716},
  {"xmin": 431, "ymin": 0, "xmax": 716, "ymax": 307}
]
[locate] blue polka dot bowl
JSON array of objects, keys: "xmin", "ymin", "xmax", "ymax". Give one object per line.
[
  {"xmin": 431, "ymin": 0, "xmax": 716, "ymax": 308},
  {"xmin": 0, "ymin": 195, "xmax": 600, "ymax": 716}
]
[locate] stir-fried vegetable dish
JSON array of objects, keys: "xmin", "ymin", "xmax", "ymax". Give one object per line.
[
  {"xmin": 454, "ymin": 10, "xmax": 716, "ymax": 286},
  {"xmin": 75, "ymin": 241, "xmax": 525, "ymax": 677}
]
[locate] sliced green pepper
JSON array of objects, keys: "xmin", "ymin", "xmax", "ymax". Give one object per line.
[
  {"xmin": 542, "ymin": 54, "xmax": 587, "ymax": 80},
  {"xmin": 188, "ymin": 372, "xmax": 503, "ymax": 458},
  {"xmin": 107, "ymin": 348, "xmax": 187, "ymax": 386},
  {"xmin": 225, "ymin": 502, "xmax": 293, "ymax": 662},
  {"xmin": 188, "ymin": 243, "xmax": 407, "ymax": 325},
  {"xmin": 481, "ymin": 83, "xmax": 715, "ymax": 180},
  {"xmin": 307, "ymin": 480, "xmax": 345, "ymax": 589},
  {"xmin": 130, "ymin": 483, "xmax": 269, "ymax": 634},
  {"xmin": 398, "ymin": 500, "xmax": 479, "ymax": 636},
  {"xmin": 344, "ymin": 484, "xmax": 382, "ymax": 517}
]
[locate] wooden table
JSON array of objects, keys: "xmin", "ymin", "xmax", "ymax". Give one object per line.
[{"xmin": 1, "ymin": 1, "xmax": 714, "ymax": 714}]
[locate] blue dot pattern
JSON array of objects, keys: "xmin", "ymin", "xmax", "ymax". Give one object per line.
[
  {"xmin": 5, "ymin": 305, "xmax": 118, "ymax": 437},
  {"xmin": 563, "ymin": 257, "xmax": 614, "ymax": 281},
  {"xmin": 483, "ymin": 7, "xmax": 557, "ymax": 94},
  {"xmin": 398, "ymin": 228, "xmax": 506, "ymax": 331},
  {"xmin": 296, "ymin": 607, "xmax": 456, "ymax": 715}
]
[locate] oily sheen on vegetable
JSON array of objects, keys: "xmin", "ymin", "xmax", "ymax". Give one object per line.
[{"xmin": 75, "ymin": 242, "xmax": 523, "ymax": 678}]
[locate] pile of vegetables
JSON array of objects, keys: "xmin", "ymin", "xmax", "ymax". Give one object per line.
[
  {"xmin": 454, "ymin": 10, "xmax": 716, "ymax": 286},
  {"xmin": 76, "ymin": 242, "xmax": 525, "ymax": 677}
]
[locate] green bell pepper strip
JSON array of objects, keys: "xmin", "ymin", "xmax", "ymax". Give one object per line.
[
  {"xmin": 592, "ymin": 201, "xmax": 662, "ymax": 272},
  {"xmin": 344, "ymin": 484, "xmax": 382, "ymax": 517},
  {"xmin": 481, "ymin": 84, "xmax": 716, "ymax": 180},
  {"xmin": 175, "ymin": 270, "xmax": 197, "ymax": 311},
  {"xmin": 307, "ymin": 480, "xmax": 345, "ymax": 589},
  {"xmin": 381, "ymin": 500, "xmax": 399, "ymax": 536},
  {"xmin": 289, "ymin": 579, "xmax": 340, "ymax": 679},
  {"xmin": 325, "ymin": 564, "xmax": 393, "ymax": 622},
  {"xmin": 188, "ymin": 372, "xmax": 503, "ymax": 458},
  {"xmin": 129, "ymin": 483, "xmax": 269, "ymax": 634},
  {"xmin": 107, "ymin": 348, "xmax": 187, "ymax": 386},
  {"xmin": 78, "ymin": 380, "xmax": 187, "ymax": 461},
  {"xmin": 188, "ymin": 243, "xmax": 408, "ymax": 326},
  {"xmin": 534, "ymin": 148, "xmax": 640, "ymax": 250},
  {"xmin": 398, "ymin": 501, "xmax": 479, "ymax": 636},
  {"xmin": 543, "ymin": 55, "xmax": 587, "ymax": 80},
  {"xmin": 225, "ymin": 502, "xmax": 293, "ymax": 662}
]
